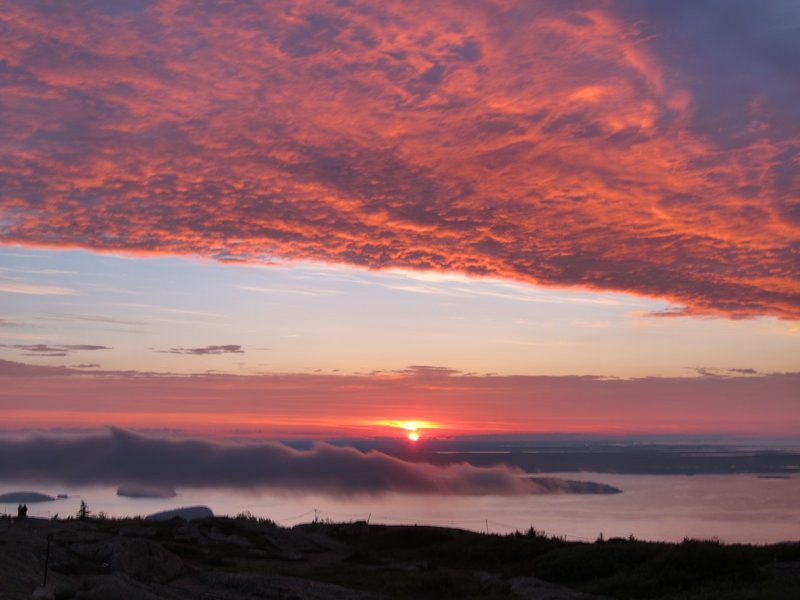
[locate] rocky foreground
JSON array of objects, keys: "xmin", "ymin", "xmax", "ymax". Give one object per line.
[{"xmin": 1, "ymin": 515, "xmax": 797, "ymax": 600}]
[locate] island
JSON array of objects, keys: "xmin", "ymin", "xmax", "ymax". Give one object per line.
[{"xmin": 0, "ymin": 491, "xmax": 56, "ymax": 503}]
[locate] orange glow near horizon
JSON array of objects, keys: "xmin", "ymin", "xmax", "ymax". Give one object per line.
[
  {"xmin": 0, "ymin": 405, "xmax": 797, "ymax": 439},
  {"xmin": 379, "ymin": 420, "xmax": 439, "ymax": 440},
  {"xmin": 0, "ymin": 369, "xmax": 798, "ymax": 438},
  {"xmin": 380, "ymin": 420, "xmax": 441, "ymax": 432}
]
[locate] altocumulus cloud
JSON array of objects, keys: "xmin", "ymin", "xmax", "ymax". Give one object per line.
[
  {"xmin": 0, "ymin": 1, "xmax": 798, "ymax": 319},
  {"xmin": 1, "ymin": 429, "xmax": 546, "ymax": 496}
]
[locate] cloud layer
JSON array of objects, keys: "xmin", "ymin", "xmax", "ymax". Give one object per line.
[
  {"xmin": 0, "ymin": 428, "xmax": 547, "ymax": 496},
  {"xmin": 157, "ymin": 345, "xmax": 244, "ymax": 355},
  {"xmin": 1, "ymin": 1, "xmax": 798, "ymax": 318},
  {"xmin": 1, "ymin": 360, "xmax": 797, "ymax": 436},
  {"xmin": 0, "ymin": 344, "xmax": 111, "ymax": 357}
]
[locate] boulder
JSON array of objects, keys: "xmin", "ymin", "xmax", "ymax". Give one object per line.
[
  {"xmin": 145, "ymin": 506, "xmax": 213, "ymax": 521},
  {"xmin": 100, "ymin": 538, "xmax": 185, "ymax": 583}
]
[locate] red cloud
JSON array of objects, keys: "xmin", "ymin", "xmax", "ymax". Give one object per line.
[{"xmin": 1, "ymin": 1, "xmax": 798, "ymax": 318}]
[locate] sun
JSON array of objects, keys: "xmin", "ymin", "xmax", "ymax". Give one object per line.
[
  {"xmin": 401, "ymin": 421, "xmax": 422, "ymax": 442},
  {"xmin": 373, "ymin": 419, "xmax": 439, "ymax": 440}
]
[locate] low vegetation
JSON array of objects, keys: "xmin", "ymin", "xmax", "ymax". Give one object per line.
[
  {"xmin": 305, "ymin": 522, "xmax": 800, "ymax": 599},
  {"xmin": 1, "ymin": 514, "xmax": 797, "ymax": 599}
]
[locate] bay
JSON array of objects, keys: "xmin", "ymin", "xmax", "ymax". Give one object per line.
[{"xmin": 2, "ymin": 473, "xmax": 798, "ymax": 545}]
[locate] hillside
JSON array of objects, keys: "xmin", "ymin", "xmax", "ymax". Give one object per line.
[{"xmin": 1, "ymin": 515, "xmax": 798, "ymax": 599}]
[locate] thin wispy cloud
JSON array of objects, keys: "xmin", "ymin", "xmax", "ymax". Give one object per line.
[
  {"xmin": 235, "ymin": 285, "xmax": 343, "ymax": 297},
  {"xmin": 383, "ymin": 284, "xmax": 463, "ymax": 297},
  {"xmin": 158, "ymin": 308, "xmax": 220, "ymax": 318},
  {"xmin": 0, "ymin": 359, "xmax": 80, "ymax": 377},
  {"xmin": 694, "ymin": 367, "xmax": 762, "ymax": 378},
  {"xmin": 2, "ymin": 267, "xmax": 78, "ymax": 276},
  {"xmin": 0, "ymin": 282, "xmax": 78, "ymax": 296},
  {"xmin": 0, "ymin": 344, "xmax": 112, "ymax": 357},
  {"xmin": 573, "ymin": 320, "xmax": 611, "ymax": 329},
  {"xmin": 379, "ymin": 273, "xmax": 638, "ymax": 306},
  {"xmin": 157, "ymin": 345, "xmax": 245, "ymax": 356},
  {"xmin": 41, "ymin": 313, "xmax": 147, "ymax": 327}
]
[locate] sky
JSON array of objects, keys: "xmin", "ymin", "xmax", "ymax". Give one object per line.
[{"xmin": 1, "ymin": 0, "xmax": 798, "ymax": 440}]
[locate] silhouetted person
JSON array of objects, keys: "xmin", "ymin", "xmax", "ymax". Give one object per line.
[{"xmin": 17, "ymin": 504, "xmax": 27, "ymax": 518}]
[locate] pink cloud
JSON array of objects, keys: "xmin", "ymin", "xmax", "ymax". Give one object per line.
[{"xmin": 0, "ymin": 1, "xmax": 797, "ymax": 318}]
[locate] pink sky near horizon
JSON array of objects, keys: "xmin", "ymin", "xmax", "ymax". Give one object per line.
[{"xmin": 1, "ymin": 362, "xmax": 798, "ymax": 437}]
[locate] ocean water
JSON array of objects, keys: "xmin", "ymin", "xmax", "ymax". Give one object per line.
[{"xmin": 3, "ymin": 473, "xmax": 798, "ymax": 545}]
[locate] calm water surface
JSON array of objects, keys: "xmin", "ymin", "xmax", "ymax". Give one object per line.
[{"xmin": 3, "ymin": 473, "xmax": 798, "ymax": 545}]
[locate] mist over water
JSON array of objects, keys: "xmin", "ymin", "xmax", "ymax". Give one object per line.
[
  {"xmin": 4, "ymin": 433, "xmax": 796, "ymax": 543},
  {"xmin": 4, "ymin": 473, "xmax": 798, "ymax": 545}
]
